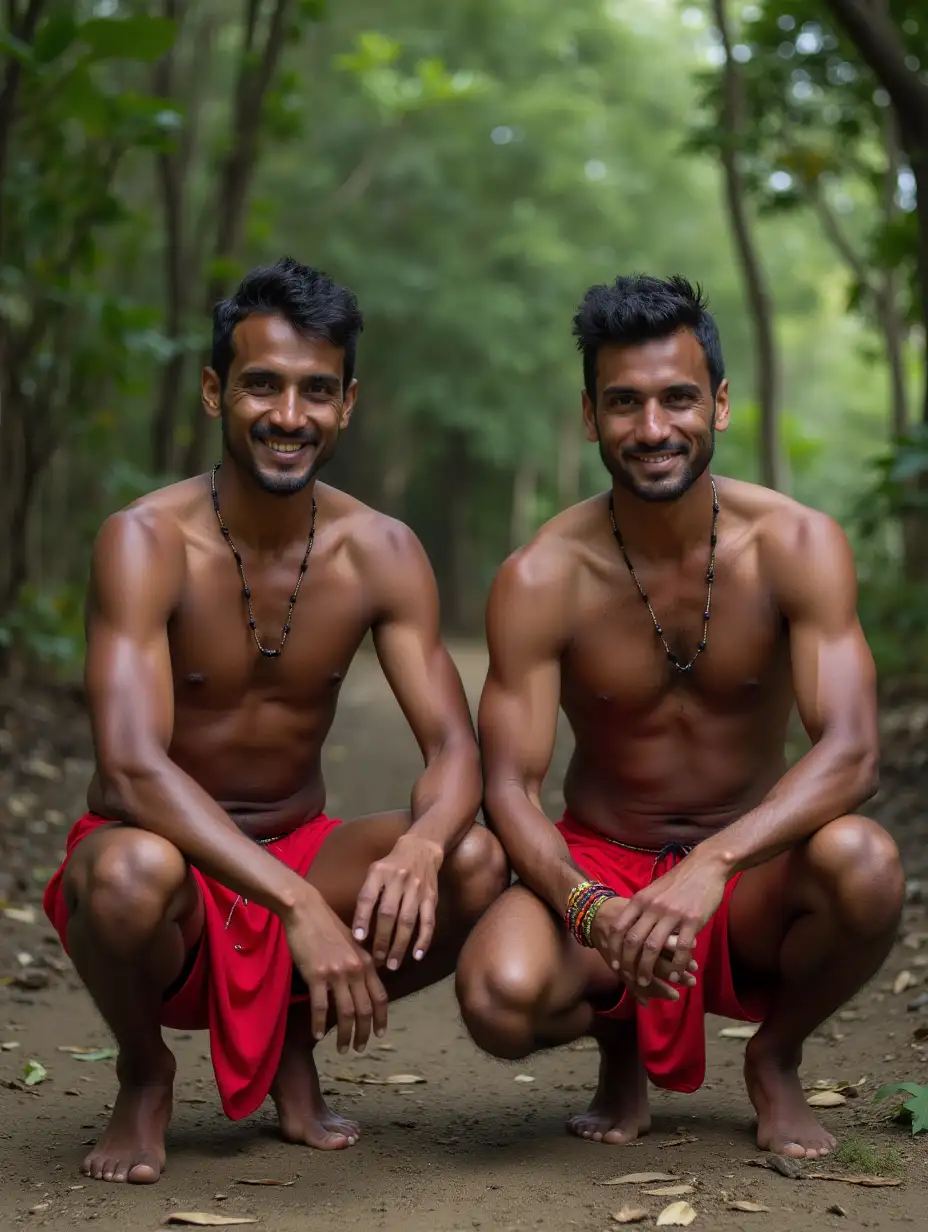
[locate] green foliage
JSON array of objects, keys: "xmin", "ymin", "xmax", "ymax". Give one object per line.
[
  {"xmin": 875, "ymin": 1082, "xmax": 928, "ymax": 1135},
  {"xmin": 0, "ymin": 584, "xmax": 85, "ymax": 670}
]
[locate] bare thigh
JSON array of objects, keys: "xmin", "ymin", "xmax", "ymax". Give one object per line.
[{"xmin": 305, "ymin": 810, "xmax": 411, "ymax": 922}]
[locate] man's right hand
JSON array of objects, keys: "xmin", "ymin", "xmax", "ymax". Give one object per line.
[
  {"xmin": 284, "ymin": 890, "xmax": 389, "ymax": 1053},
  {"xmin": 589, "ymin": 896, "xmax": 699, "ymax": 1006}
]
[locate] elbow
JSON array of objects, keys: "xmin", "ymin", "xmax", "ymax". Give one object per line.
[{"xmin": 97, "ymin": 749, "xmax": 166, "ymax": 815}]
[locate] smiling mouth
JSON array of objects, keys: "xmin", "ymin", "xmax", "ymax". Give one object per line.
[
  {"xmin": 261, "ymin": 439, "xmax": 309, "ymax": 455},
  {"xmin": 630, "ymin": 453, "xmax": 681, "ymax": 464}
]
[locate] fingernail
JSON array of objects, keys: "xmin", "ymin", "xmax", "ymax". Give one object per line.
[
  {"xmin": 354, "ymin": 928, "xmax": 365, "ymax": 940},
  {"xmin": 387, "ymin": 958, "xmax": 399, "ymax": 971},
  {"xmin": 375, "ymin": 1027, "xmax": 386, "ymax": 1038},
  {"xmin": 338, "ymin": 1044, "xmax": 347, "ymax": 1054},
  {"xmin": 414, "ymin": 949, "xmax": 424, "ymax": 961},
  {"xmin": 315, "ymin": 1031, "xmax": 325, "ymax": 1041},
  {"xmin": 611, "ymin": 960, "xmax": 621, "ymax": 970},
  {"xmin": 638, "ymin": 976, "xmax": 648, "ymax": 986},
  {"xmin": 669, "ymin": 972, "xmax": 679, "ymax": 983}
]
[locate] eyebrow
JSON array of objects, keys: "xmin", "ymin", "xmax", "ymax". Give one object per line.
[
  {"xmin": 602, "ymin": 382, "xmax": 703, "ymax": 399},
  {"xmin": 239, "ymin": 367, "xmax": 341, "ymax": 390}
]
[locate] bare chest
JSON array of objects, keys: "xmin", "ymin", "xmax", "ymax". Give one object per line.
[
  {"xmin": 564, "ymin": 553, "xmax": 787, "ymax": 719},
  {"xmin": 168, "ymin": 543, "xmax": 369, "ymax": 710}
]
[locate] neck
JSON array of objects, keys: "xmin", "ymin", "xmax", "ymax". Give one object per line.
[
  {"xmin": 610, "ymin": 470, "xmax": 716, "ymax": 562},
  {"xmin": 213, "ymin": 456, "xmax": 316, "ymax": 552}
]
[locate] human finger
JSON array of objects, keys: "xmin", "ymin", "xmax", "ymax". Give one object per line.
[
  {"xmin": 349, "ymin": 969, "xmax": 374, "ymax": 1052},
  {"xmin": 620, "ymin": 909, "xmax": 661, "ymax": 985},
  {"xmin": 634, "ymin": 918, "xmax": 678, "ymax": 989},
  {"xmin": 669, "ymin": 919, "xmax": 701, "ymax": 974},
  {"xmin": 412, "ymin": 891, "xmax": 437, "ymax": 962},
  {"xmin": 352, "ymin": 868, "xmax": 385, "ymax": 942},
  {"xmin": 366, "ymin": 964, "xmax": 390, "ymax": 1038},
  {"xmin": 331, "ymin": 976, "xmax": 357, "ymax": 1055},
  {"xmin": 309, "ymin": 976, "xmax": 329, "ymax": 1042},
  {"xmin": 386, "ymin": 884, "xmax": 424, "ymax": 971},
  {"xmin": 371, "ymin": 878, "xmax": 405, "ymax": 966}
]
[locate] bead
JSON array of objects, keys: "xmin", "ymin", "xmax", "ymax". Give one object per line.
[
  {"xmin": 704, "ymin": 610, "xmax": 711, "ymax": 619},
  {"xmin": 654, "ymin": 624, "xmax": 662, "ymax": 635},
  {"xmin": 641, "ymin": 593, "xmax": 649, "ymax": 603},
  {"xmin": 698, "ymin": 640, "xmax": 706, "ymax": 650},
  {"xmin": 248, "ymin": 618, "xmax": 256, "ymax": 629},
  {"xmin": 710, "ymin": 533, "xmax": 718, "ymax": 546},
  {"xmin": 243, "ymin": 586, "xmax": 251, "ymax": 599},
  {"xmin": 283, "ymin": 623, "xmax": 291, "ymax": 634},
  {"xmin": 233, "ymin": 549, "xmax": 242, "ymax": 562},
  {"xmin": 290, "ymin": 593, "xmax": 298, "ymax": 603},
  {"xmin": 221, "ymin": 526, "xmax": 230, "ymax": 537}
]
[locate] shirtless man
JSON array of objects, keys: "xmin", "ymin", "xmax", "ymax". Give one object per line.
[
  {"xmin": 43, "ymin": 257, "xmax": 506, "ymax": 1184},
  {"xmin": 456, "ymin": 274, "xmax": 905, "ymax": 1158}
]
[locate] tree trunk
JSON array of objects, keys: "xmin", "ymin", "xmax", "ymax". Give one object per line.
[
  {"xmin": 557, "ymin": 413, "xmax": 582, "ymax": 510},
  {"xmin": 182, "ymin": 0, "xmax": 294, "ymax": 477},
  {"xmin": 711, "ymin": 0, "xmax": 784, "ymax": 493}
]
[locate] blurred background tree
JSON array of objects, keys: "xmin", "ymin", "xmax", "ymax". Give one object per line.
[{"xmin": 1, "ymin": 0, "xmax": 926, "ymax": 673}]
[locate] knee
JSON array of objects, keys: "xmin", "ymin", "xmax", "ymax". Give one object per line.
[
  {"xmin": 65, "ymin": 831, "xmax": 188, "ymax": 951},
  {"xmin": 806, "ymin": 815, "xmax": 905, "ymax": 936},
  {"xmin": 456, "ymin": 939, "xmax": 544, "ymax": 1059},
  {"xmin": 444, "ymin": 824, "xmax": 510, "ymax": 919}
]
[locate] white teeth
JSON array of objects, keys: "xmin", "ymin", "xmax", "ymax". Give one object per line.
[{"xmin": 267, "ymin": 441, "xmax": 303, "ymax": 453}]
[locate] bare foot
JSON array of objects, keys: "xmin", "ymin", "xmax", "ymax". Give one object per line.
[
  {"xmin": 745, "ymin": 1038, "xmax": 837, "ymax": 1159},
  {"xmin": 271, "ymin": 1030, "xmax": 360, "ymax": 1150},
  {"xmin": 567, "ymin": 1029, "xmax": 651, "ymax": 1146},
  {"xmin": 81, "ymin": 1050, "xmax": 175, "ymax": 1183}
]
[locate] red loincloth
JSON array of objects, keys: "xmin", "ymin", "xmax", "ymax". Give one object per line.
[
  {"xmin": 43, "ymin": 810, "xmax": 342, "ymax": 1120},
  {"xmin": 557, "ymin": 810, "xmax": 771, "ymax": 1093}
]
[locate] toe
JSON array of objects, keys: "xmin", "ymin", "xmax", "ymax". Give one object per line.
[{"xmin": 127, "ymin": 1159, "xmax": 161, "ymax": 1184}]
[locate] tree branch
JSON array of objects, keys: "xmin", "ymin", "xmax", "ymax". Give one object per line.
[
  {"xmin": 0, "ymin": 0, "xmax": 47, "ymax": 211},
  {"xmin": 824, "ymin": 0, "xmax": 928, "ymax": 130}
]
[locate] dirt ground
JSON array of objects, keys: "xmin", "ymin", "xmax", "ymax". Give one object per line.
[{"xmin": 1, "ymin": 647, "xmax": 926, "ymax": 1232}]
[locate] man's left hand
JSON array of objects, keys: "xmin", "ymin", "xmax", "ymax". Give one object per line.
[
  {"xmin": 352, "ymin": 833, "xmax": 444, "ymax": 970},
  {"xmin": 608, "ymin": 853, "xmax": 730, "ymax": 991}
]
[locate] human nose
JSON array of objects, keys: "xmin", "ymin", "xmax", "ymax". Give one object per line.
[
  {"xmin": 268, "ymin": 386, "xmax": 305, "ymax": 432},
  {"xmin": 636, "ymin": 397, "xmax": 671, "ymax": 446}
]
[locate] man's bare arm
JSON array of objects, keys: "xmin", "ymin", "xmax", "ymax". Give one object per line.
[
  {"xmin": 87, "ymin": 512, "xmax": 327, "ymax": 918},
  {"xmin": 699, "ymin": 512, "xmax": 879, "ymax": 875},
  {"xmin": 352, "ymin": 521, "xmax": 483, "ymax": 966},
  {"xmin": 479, "ymin": 548, "xmax": 589, "ymax": 916}
]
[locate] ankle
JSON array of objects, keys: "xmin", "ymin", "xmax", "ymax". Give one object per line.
[
  {"xmin": 116, "ymin": 1044, "xmax": 176, "ymax": 1087},
  {"xmin": 745, "ymin": 1032, "xmax": 802, "ymax": 1073}
]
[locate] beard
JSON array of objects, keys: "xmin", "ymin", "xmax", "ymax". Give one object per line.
[
  {"xmin": 221, "ymin": 406, "xmax": 335, "ymax": 495},
  {"xmin": 599, "ymin": 423, "xmax": 715, "ymax": 503}
]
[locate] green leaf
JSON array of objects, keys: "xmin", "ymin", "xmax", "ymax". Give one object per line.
[
  {"xmin": 34, "ymin": 14, "xmax": 79, "ymax": 64},
  {"xmin": 23, "ymin": 1060, "xmax": 47, "ymax": 1086},
  {"xmin": 77, "ymin": 16, "xmax": 176, "ymax": 63},
  {"xmin": 73, "ymin": 1048, "xmax": 117, "ymax": 1063},
  {"xmin": 875, "ymin": 1082, "xmax": 928, "ymax": 1134}
]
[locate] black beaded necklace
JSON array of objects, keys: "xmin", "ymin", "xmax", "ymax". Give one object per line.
[
  {"xmin": 210, "ymin": 462, "xmax": 316, "ymax": 659},
  {"xmin": 608, "ymin": 477, "xmax": 719, "ymax": 674}
]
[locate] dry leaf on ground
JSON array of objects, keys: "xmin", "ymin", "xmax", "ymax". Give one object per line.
[
  {"xmin": 612, "ymin": 1207, "xmax": 648, "ymax": 1224},
  {"xmin": 2, "ymin": 906, "xmax": 36, "ymax": 924},
  {"xmin": 164, "ymin": 1216, "xmax": 258, "ymax": 1227},
  {"xmin": 233, "ymin": 1178, "xmax": 294, "ymax": 1187},
  {"xmin": 827, "ymin": 1204, "xmax": 848, "ymax": 1216},
  {"xmin": 718, "ymin": 1025, "xmax": 760, "ymax": 1040},
  {"xmin": 656, "ymin": 1200, "xmax": 697, "ymax": 1226},
  {"xmin": 660, "ymin": 1136, "xmax": 699, "ymax": 1148},
  {"xmin": 728, "ymin": 1201, "xmax": 769, "ymax": 1213},
  {"xmin": 807, "ymin": 1091, "xmax": 847, "ymax": 1107},
  {"xmin": 807, "ymin": 1173, "xmax": 902, "ymax": 1188},
  {"xmin": 747, "ymin": 1155, "xmax": 804, "ymax": 1179},
  {"xmin": 643, "ymin": 1185, "xmax": 695, "ymax": 1197},
  {"xmin": 602, "ymin": 1172, "xmax": 675, "ymax": 1185},
  {"xmin": 894, "ymin": 970, "xmax": 918, "ymax": 995},
  {"xmin": 0, "ymin": 1041, "xmax": 20, "ymax": 1050},
  {"xmin": 513, "ymin": 1074, "xmax": 535, "ymax": 1083},
  {"xmin": 385, "ymin": 1073, "xmax": 425, "ymax": 1084}
]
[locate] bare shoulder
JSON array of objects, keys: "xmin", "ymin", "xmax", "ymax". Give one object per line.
[
  {"xmin": 492, "ymin": 496, "xmax": 602, "ymax": 601},
  {"xmin": 318, "ymin": 484, "xmax": 430, "ymax": 573},
  {"xmin": 90, "ymin": 478, "xmax": 204, "ymax": 600},
  {"xmin": 718, "ymin": 477, "xmax": 849, "ymax": 565}
]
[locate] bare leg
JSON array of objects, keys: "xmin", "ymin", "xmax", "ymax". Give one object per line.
[
  {"xmin": 61, "ymin": 826, "xmax": 202, "ymax": 1183},
  {"xmin": 457, "ymin": 884, "xmax": 650, "ymax": 1145},
  {"xmin": 730, "ymin": 816, "xmax": 905, "ymax": 1159},
  {"xmin": 271, "ymin": 814, "xmax": 508, "ymax": 1149}
]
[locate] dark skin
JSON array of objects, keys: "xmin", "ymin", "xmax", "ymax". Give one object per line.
[
  {"xmin": 456, "ymin": 330, "xmax": 905, "ymax": 1157},
  {"xmin": 63, "ymin": 313, "xmax": 503, "ymax": 1183}
]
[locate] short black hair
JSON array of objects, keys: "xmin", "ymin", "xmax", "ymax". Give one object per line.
[
  {"xmin": 211, "ymin": 257, "xmax": 364, "ymax": 389},
  {"xmin": 572, "ymin": 274, "xmax": 725, "ymax": 401}
]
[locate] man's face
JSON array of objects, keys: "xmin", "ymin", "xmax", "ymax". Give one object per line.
[
  {"xmin": 582, "ymin": 330, "xmax": 729, "ymax": 502},
  {"xmin": 201, "ymin": 313, "xmax": 357, "ymax": 495}
]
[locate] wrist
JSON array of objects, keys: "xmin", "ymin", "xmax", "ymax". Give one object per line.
[
  {"xmin": 276, "ymin": 877, "xmax": 325, "ymax": 925},
  {"xmin": 399, "ymin": 829, "xmax": 445, "ymax": 864},
  {"xmin": 564, "ymin": 880, "xmax": 618, "ymax": 947},
  {"xmin": 691, "ymin": 838, "xmax": 738, "ymax": 879}
]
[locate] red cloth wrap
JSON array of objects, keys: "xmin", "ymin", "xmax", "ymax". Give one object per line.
[
  {"xmin": 43, "ymin": 810, "xmax": 342, "ymax": 1120},
  {"xmin": 557, "ymin": 810, "xmax": 770, "ymax": 1093}
]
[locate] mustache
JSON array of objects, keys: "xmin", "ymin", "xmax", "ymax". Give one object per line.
[{"xmin": 250, "ymin": 425, "xmax": 320, "ymax": 446}]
